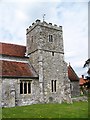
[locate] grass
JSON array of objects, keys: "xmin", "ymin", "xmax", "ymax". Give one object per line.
[{"xmin": 2, "ymin": 101, "xmax": 88, "ymax": 118}]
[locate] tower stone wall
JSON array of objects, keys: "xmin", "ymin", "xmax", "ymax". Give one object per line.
[{"xmin": 26, "ymin": 20, "xmax": 71, "ymax": 103}]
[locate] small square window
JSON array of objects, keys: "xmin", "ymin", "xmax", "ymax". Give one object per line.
[{"xmin": 52, "ymin": 52, "xmax": 54, "ymax": 56}]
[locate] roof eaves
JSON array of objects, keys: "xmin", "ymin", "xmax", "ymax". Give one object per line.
[
  {"xmin": 1, "ymin": 54, "xmax": 29, "ymax": 58},
  {"xmin": 0, "ymin": 75, "xmax": 39, "ymax": 79},
  {"xmin": 70, "ymin": 79, "xmax": 79, "ymax": 81}
]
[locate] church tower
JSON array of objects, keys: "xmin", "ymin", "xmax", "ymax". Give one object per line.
[{"xmin": 26, "ymin": 20, "xmax": 71, "ymax": 103}]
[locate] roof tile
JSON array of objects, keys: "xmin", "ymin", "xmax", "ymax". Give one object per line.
[
  {"xmin": 0, "ymin": 60, "xmax": 36, "ymax": 77},
  {"xmin": 79, "ymin": 78, "xmax": 86, "ymax": 85},
  {"xmin": 68, "ymin": 64, "xmax": 79, "ymax": 81},
  {"xmin": 0, "ymin": 42, "xmax": 26, "ymax": 57}
]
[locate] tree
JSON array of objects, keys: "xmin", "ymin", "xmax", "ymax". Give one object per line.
[
  {"xmin": 84, "ymin": 58, "xmax": 90, "ymax": 68},
  {"xmin": 83, "ymin": 58, "xmax": 90, "ymax": 76},
  {"xmin": 83, "ymin": 58, "xmax": 90, "ymax": 89}
]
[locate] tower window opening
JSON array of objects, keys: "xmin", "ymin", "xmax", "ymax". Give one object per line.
[
  {"xmin": 31, "ymin": 36, "xmax": 33, "ymax": 43},
  {"xmin": 51, "ymin": 80, "xmax": 57, "ymax": 92},
  {"xmin": 54, "ymin": 80, "xmax": 57, "ymax": 92},
  {"xmin": 52, "ymin": 52, "xmax": 54, "ymax": 56},
  {"xmin": 49, "ymin": 35, "xmax": 53, "ymax": 42},
  {"xmin": 51, "ymin": 80, "xmax": 54, "ymax": 92}
]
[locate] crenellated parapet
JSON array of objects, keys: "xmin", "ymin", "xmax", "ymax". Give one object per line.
[{"xmin": 26, "ymin": 19, "xmax": 62, "ymax": 34}]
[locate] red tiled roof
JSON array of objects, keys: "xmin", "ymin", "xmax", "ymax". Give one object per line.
[
  {"xmin": 0, "ymin": 42, "xmax": 26, "ymax": 57},
  {"xmin": 79, "ymin": 78, "xmax": 86, "ymax": 85},
  {"xmin": 68, "ymin": 64, "xmax": 79, "ymax": 81},
  {"xmin": 79, "ymin": 77, "xmax": 89, "ymax": 86},
  {"xmin": 0, "ymin": 60, "xmax": 36, "ymax": 78}
]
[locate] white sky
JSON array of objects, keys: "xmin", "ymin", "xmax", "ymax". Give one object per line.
[{"xmin": 0, "ymin": 0, "xmax": 89, "ymax": 77}]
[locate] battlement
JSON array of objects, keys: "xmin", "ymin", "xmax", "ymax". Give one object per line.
[{"xmin": 26, "ymin": 19, "xmax": 62, "ymax": 34}]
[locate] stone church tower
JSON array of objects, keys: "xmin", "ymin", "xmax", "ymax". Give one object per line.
[{"xmin": 26, "ymin": 19, "xmax": 71, "ymax": 103}]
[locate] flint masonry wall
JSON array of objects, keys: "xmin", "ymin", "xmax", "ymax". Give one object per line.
[
  {"xmin": 2, "ymin": 78, "xmax": 40, "ymax": 107},
  {"xmin": 15, "ymin": 78, "xmax": 40, "ymax": 106},
  {"xmin": 71, "ymin": 81, "xmax": 80, "ymax": 97},
  {"xmin": 26, "ymin": 20, "xmax": 63, "ymax": 54},
  {"xmin": 26, "ymin": 20, "xmax": 72, "ymax": 103},
  {"xmin": 2, "ymin": 78, "xmax": 16, "ymax": 107},
  {"xmin": 42, "ymin": 51, "xmax": 70, "ymax": 103}
]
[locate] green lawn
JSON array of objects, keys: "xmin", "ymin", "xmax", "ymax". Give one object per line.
[{"xmin": 2, "ymin": 101, "xmax": 88, "ymax": 118}]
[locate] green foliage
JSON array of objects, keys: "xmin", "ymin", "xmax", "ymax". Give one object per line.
[
  {"xmin": 2, "ymin": 102, "xmax": 88, "ymax": 118},
  {"xmin": 0, "ymin": 108, "xmax": 2, "ymax": 119}
]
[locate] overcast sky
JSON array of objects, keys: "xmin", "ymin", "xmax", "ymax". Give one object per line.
[{"xmin": 0, "ymin": 0, "xmax": 89, "ymax": 77}]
